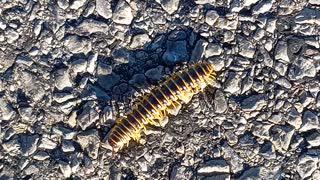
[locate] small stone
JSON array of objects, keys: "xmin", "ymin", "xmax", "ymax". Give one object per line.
[
  {"xmin": 59, "ymin": 161, "xmax": 72, "ymax": 178},
  {"xmin": 170, "ymin": 165, "xmax": 191, "ymax": 180},
  {"xmin": 214, "ymin": 90, "xmax": 227, "ymax": 113},
  {"xmin": 197, "ymin": 159, "xmax": 230, "ymax": 174},
  {"xmin": 238, "ymin": 38, "xmax": 255, "ymax": 58},
  {"xmin": 77, "ymin": 101, "xmax": 99, "ymax": 130},
  {"xmin": 205, "ymin": 43, "xmax": 222, "ymax": 57},
  {"xmin": 129, "ymin": 74, "xmax": 149, "ymax": 88},
  {"xmin": 205, "ymin": 10, "xmax": 219, "ymax": 26},
  {"xmin": 295, "ymin": 8, "xmax": 320, "ymax": 25},
  {"xmin": 98, "ymin": 73, "xmax": 120, "ymax": 91},
  {"xmin": 309, "ymin": 0, "xmax": 320, "ymax": 5},
  {"xmin": 2, "ymin": 138, "xmax": 21, "ymax": 155},
  {"xmin": 57, "ymin": 0, "xmax": 69, "ymax": 9},
  {"xmin": 209, "ymin": 58, "xmax": 224, "ymax": 71},
  {"xmin": 252, "ymin": 121, "xmax": 273, "ymax": 139},
  {"xmin": 130, "ymin": 34, "xmax": 150, "ymax": 49},
  {"xmin": 77, "ymin": 19, "xmax": 109, "ymax": 35},
  {"xmin": 24, "ymin": 165, "xmax": 39, "ymax": 175},
  {"xmin": 190, "ymin": 39, "xmax": 208, "ymax": 62},
  {"xmin": 145, "ymin": 66, "xmax": 164, "ymax": 82},
  {"xmin": 53, "ymin": 93, "xmax": 75, "ymax": 103},
  {"xmin": 70, "ymin": 0, "xmax": 87, "ymax": 9},
  {"xmin": 71, "ymin": 59, "xmax": 87, "ymax": 74},
  {"xmin": 288, "ymin": 57, "xmax": 316, "ymax": 80},
  {"xmin": 275, "ymin": 40, "xmax": 290, "ymax": 63},
  {"xmin": 241, "ymin": 94, "xmax": 266, "ymax": 111},
  {"xmin": 0, "ymin": 97, "xmax": 15, "ymax": 121},
  {"xmin": 5, "ymin": 28, "xmax": 19, "ymax": 43},
  {"xmin": 300, "ymin": 111, "xmax": 320, "ymax": 132},
  {"xmin": 112, "ymin": 0, "xmax": 133, "ymax": 25},
  {"xmin": 20, "ymin": 134, "xmax": 40, "ymax": 156},
  {"xmin": 252, "ymin": 0, "xmax": 273, "ymax": 15},
  {"xmin": 224, "ymin": 72, "xmax": 241, "ymax": 94},
  {"xmin": 270, "ymin": 125, "xmax": 295, "ymax": 152},
  {"xmin": 96, "ymin": 0, "xmax": 112, "ymax": 19},
  {"xmin": 16, "ymin": 55, "xmax": 33, "ymax": 66},
  {"xmin": 61, "ymin": 140, "xmax": 75, "ymax": 152},
  {"xmin": 64, "ymin": 35, "xmax": 92, "ymax": 54},
  {"xmin": 156, "ymin": 0, "xmax": 180, "ymax": 14},
  {"xmin": 306, "ymin": 131, "xmax": 320, "ymax": 147},
  {"xmin": 33, "ymin": 151, "xmax": 50, "ymax": 161},
  {"xmin": 275, "ymin": 77, "xmax": 292, "ymax": 89},
  {"xmin": 87, "ymin": 53, "xmax": 98, "ymax": 74},
  {"xmin": 162, "ymin": 40, "xmax": 189, "ymax": 65},
  {"xmin": 54, "ymin": 68, "xmax": 72, "ymax": 90},
  {"xmin": 274, "ymin": 62, "xmax": 287, "ymax": 76},
  {"xmin": 77, "ymin": 130, "xmax": 100, "ymax": 159},
  {"xmin": 52, "ymin": 126, "xmax": 77, "ymax": 139},
  {"xmin": 297, "ymin": 154, "xmax": 318, "ymax": 179},
  {"xmin": 112, "ymin": 48, "xmax": 131, "ymax": 64},
  {"xmin": 38, "ymin": 137, "xmax": 57, "ymax": 150}
]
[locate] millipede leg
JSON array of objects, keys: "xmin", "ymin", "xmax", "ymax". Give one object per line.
[{"xmin": 166, "ymin": 101, "xmax": 182, "ymax": 116}]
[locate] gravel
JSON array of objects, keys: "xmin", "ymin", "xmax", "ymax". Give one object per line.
[{"xmin": 1, "ymin": 0, "xmax": 320, "ymax": 179}]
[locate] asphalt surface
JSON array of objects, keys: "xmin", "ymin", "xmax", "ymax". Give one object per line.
[{"xmin": 0, "ymin": 0, "xmax": 320, "ymax": 179}]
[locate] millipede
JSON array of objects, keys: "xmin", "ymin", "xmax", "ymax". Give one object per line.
[{"xmin": 103, "ymin": 62, "xmax": 217, "ymax": 153}]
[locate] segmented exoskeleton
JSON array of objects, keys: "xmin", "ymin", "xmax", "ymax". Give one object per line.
[{"xmin": 104, "ymin": 62, "xmax": 217, "ymax": 152}]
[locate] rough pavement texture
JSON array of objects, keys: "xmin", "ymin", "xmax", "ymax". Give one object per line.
[{"xmin": 0, "ymin": 0, "xmax": 320, "ymax": 179}]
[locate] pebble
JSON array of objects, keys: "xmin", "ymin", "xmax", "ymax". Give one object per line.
[
  {"xmin": 20, "ymin": 134, "xmax": 40, "ymax": 156},
  {"xmin": 61, "ymin": 140, "xmax": 75, "ymax": 152},
  {"xmin": 289, "ymin": 57, "xmax": 316, "ymax": 80},
  {"xmin": 224, "ymin": 72, "xmax": 241, "ymax": 94},
  {"xmin": 77, "ymin": 101, "xmax": 99, "ymax": 130},
  {"xmin": 64, "ymin": 35, "xmax": 92, "ymax": 54},
  {"xmin": 77, "ymin": 130, "xmax": 100, "ymax": 159},
  {"xmin": 57, "ymin": 0, "xmax": 69, "ymax": 9},
  {"xmin": 214, "ymin": 89, "xmax": 228, "ymax": 113},
  {"xmin": 112, "ymin": 0, "xmax": 134, "ymax": 25},
  {"xmin": 98, "ymin": 73, "xmax": 120, "ymax": 91},
  {"xmin": 271, "ymin": 125, "xmax": 295, "ymax": 152},
  {"xmin": 300, "ymin": 110, "xmax": 319, "ymax": 132},
  {"xmin": 33, "ymin": 151, "xmax": 50, "ymax": 161},
  {"xmin": 2, "ymin": 138, "xmax": 21, "ymax": 155},
  {"xmin": 24, "ymin": 164, "xmax": 39, "ymax": 175},
  {"xmin": 87, "ymin": 53, "xmax": 98, "ymax": 74},
  {"xmin": 205, "ymin": 10, "xmax": 219, "ymax": 26},
  {"xmin": 59, "ymin": 161, "xmax": 72, "ymax": 178},
  {"xmin": 77, "ymin": 19, "xmax": 109, "ymax": 35},
  {"xmin": 156, "ymin": 0, "xmax": 180, "ymax": 14},
  {"xmin": 71, "ymin": 59, "xmax": 87, "ymax": 74},
  {"xmin": 145, "ymin": 66, "xmax": 164, "ymax": 82},
  {"xmin": 38, "ymin": 137, "xmax": 57, "ymax": 150},
  {"xmin": 275, "ymin": 40, "xmax": 290, "ymax": 63},
  {"xmin": 197, "ymin": 159, "xmax": 230, "ymax": 174},
  {"xmin": 96, "ymin": 0, "xmax": 112, "ymax": 19},
  {"xmin": 205, "ymin": 43, "xmax": 222, "ymax": 57},
  {"xmin": 5, "ymin": 28, "xmax": 19, "ymax": 43},
  {"xmin": 241, "ymin": 94, "xmax": 266, "ymax": 111},
  {"xmin": 54, "ymin": 68, "xmax": 73, "ymax": 90},
  {"xmin": 190, "ymin": 39, "xmax": 207, "ymax": 62},
  {"xmin": 129, "ymin": 74, "xmax": 149, "ymax": 88},
  {"xmin": 252, "ymin": 0, "xmax": 274, "ymax": 15},
  {"xmin": 306, "ymin": 131, "xmax": 320, "ymax": 147},
  {"xmin": 238, "ymin": 38, "xmax": 255, "ymax": 58},
  {"xmin": 70, "ymin": 0, "xmax": 87, "ymax": 9},
  {"xmin": 162, "ymin": 40, "xmax": 189, "ymax": 65},
  {"xmin": 130, "ymin": 34, "xmax": 150, "ymax": 49},
  {"xmin": 0, "ymin": 97, "xmax": 15, "ymax": 121},
  {"xmin": 297, "ymin": 154, "xmax": 318, "ymax": 179},
  {"xmin": 295, "ymin": 8, "xmax": 320, "ymax": 25}
]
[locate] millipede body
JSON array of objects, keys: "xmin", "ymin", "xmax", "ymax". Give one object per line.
[{"xmin": 104, "ymin": 62, "xmax": 217, "ymax": 152}]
